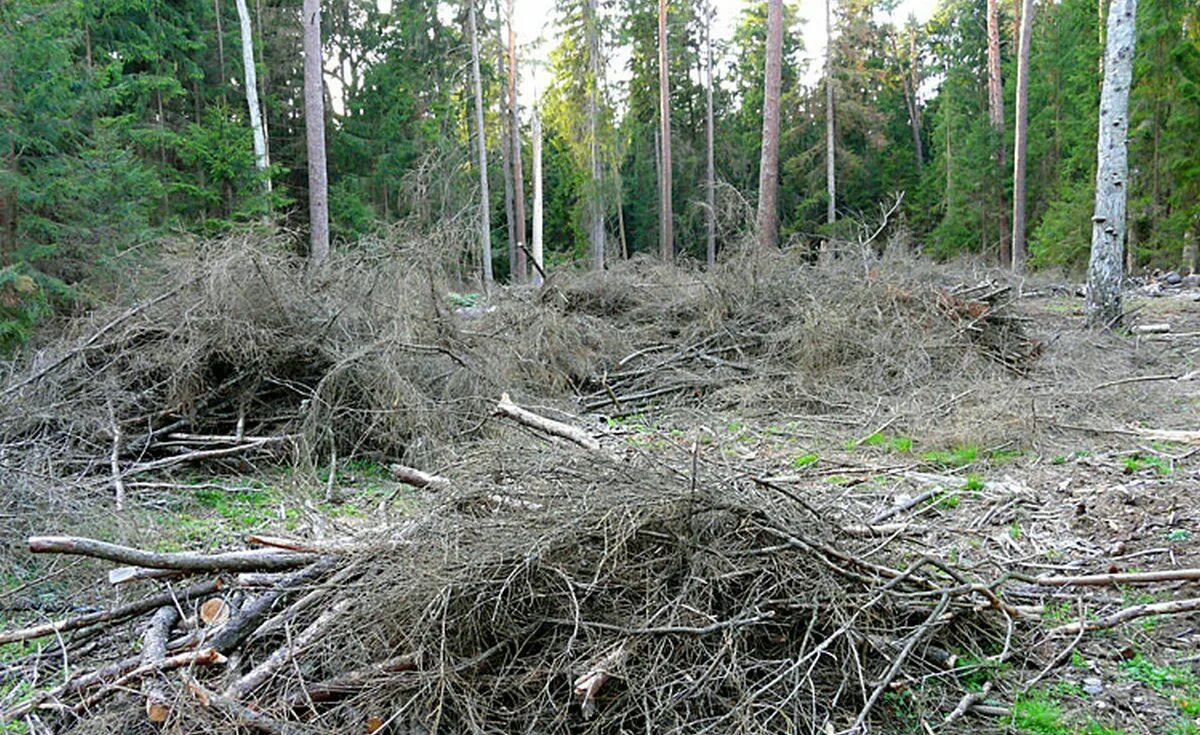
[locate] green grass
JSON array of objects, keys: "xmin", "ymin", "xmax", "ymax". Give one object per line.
[
  {"xmin": 1166, "ymin": 529, "xmax": 1193, "ymax": 542},
  {"xmin": 1082, "ymin": 722, "xmax": 1127, "ymax": 735},
  {"xmin": 964, "ymin": 474, "xmax": 985, "ymax": 492},
  {"xmin": 1012, "ymin": 695, "xmax": 1068, "ymax": 735},
  {"xmin": 920, "ymin": 444, "xmax": 979, "ymax": 468},
  {"xmin": 847, "ymin": 432, "xmax": 913, "ymax": 453},
  {"xmin": 1122, "ymin": 453, "xmax": 1172, "ymax": 476},
  {"xmin": 936, "ymin": 492, "xmax": 960, "ymax": 510},
  {"xmin": 1121, "ymin": 654, "xmax": 1197, "ymax": 693},
  {"xmin": 792, "ymin": 452, "xmax": 819, "ymax": 469}
]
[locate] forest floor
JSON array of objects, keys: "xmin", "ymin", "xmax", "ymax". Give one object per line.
[{"xmin": 1, "ymin": 243, "xmax": 1198, "ymax": 735}]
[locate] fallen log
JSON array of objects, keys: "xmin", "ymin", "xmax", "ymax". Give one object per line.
[
  {"xmin": 28, "ymin": 536, "xmax": 319, "ymax": 572},
  {"xmin": 495, "ymin": 393, "xmax": 601, "ymax": 451},
  {"xmin": 0, "ymin": 578, "xmax": 223, "ymax": 645}
]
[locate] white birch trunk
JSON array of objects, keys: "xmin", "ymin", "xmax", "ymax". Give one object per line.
[
  {"xmin": 302, "ymin": 0, "xmax": 329, "ymax": 265},
  {"xmin": 234, "ymin": 0, "xmax": 270, "ymax": 196},
  {"xmin": 532, "ymin": 110, "xmax": 544, "ymax": 287},
  {"xmin": 467, "ymin": 0, "xmax": 494, "ymax": 288},
  {"xmin": 1086, "ymin": 0, "xmax": 1137, "ymax": 327}
]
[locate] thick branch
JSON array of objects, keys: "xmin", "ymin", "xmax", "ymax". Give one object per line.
[
  {"xmin": 225, "ymin": 599, "xmax": 352, "ymax": 701},
  {"xmin": 282, "ymin": 655, "xmax": 417, "ymax": 706},
  {"xmin": 494, "ymin": 393, "xmax": 600, "ymax": 451},
  {"xmin": 1051, "ymin": 597, "xmax": 1200, "ymax": 635},
  {"xmin": 1037, "ymin": 568, "xmax": 1200, "ymax": 587},
  {"xmin": 29, "ymin": 536, "xmax": 318, "ymax": 572}
]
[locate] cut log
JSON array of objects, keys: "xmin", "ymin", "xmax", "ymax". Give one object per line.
[
  {"xmin": 495, "ymin": 393, "xmax": 601, "ymax": 451},
  {"xmin": 210, "ymin": 558, "xmax": 339, "ymax": 654},
  {"xmin": 0, "ymin": 578, "xmax": 222, "ymax": 645},
  {"xmin": 142, "ymin": 606, "xmax": 179, "ymax": 722},
  {"xmin": 200, "ymin": 597, "xmax": 232, "ymax": 626},
  {"xmin": 28, "ymin": 536, "xmax": 319, "ymax": 572}
]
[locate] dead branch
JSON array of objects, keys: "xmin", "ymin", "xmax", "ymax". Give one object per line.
[
  {"xmin": 1050, "ymin": 597, "xmax": 1200, "ymax": 635},
  {"xmin": 69, "ymin": 648, "xmax": 227, "ymax": 715},
  {"xmin": 494, "ymin": 393, "xmax": 601, "ymax": 451},
  {"xmin": 28, "ymin": 536, "xmax": 319, "ymax": 572},
  {"xmin": 0, "ymin": 578, "xmax": 223, "ymax": 645},
  {"xmin": 282, "ymin": 655, "xmax": 418, "ymax": 706},
  {"xmin": 225, "ymin": 599, "xmax": 353, "ymax": 701},
  {"xmin": 945, "ymin": 681, "xmax": 992, "ymax": 725},
  {"xmin": 1037, "ymin": 568, "xmax": 1200, "ymax": 586},
  {"xmin": 209, "ymin": 558, "xmax": 339, "ymax": 654},
  {"xmin": 108, "ymin": 566, "xmax": 190, "ymax": 586},
  {"xmin": 185, "ymin": 675, "xmax": 323, "ymax": 735},
  {"xmin": 142, "ymin": 606, "xmax": 179, "ymax": 722},
  {"xmin": 387, "ymin": 463, "xmax": 450, "ymax": 490}
]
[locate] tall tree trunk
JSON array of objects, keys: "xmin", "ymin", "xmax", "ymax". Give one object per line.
[
  {"xmin": 1010, "ymin": 0, "xmax": 1034, "ymax": 272},
  {"xmin": 497, "ymin": 0, "xmax": 516, "ymax": 280},
  {"xmin": 824, "ymin": 0, "xmax": 836, "ymax": 225},
  {"xmin": 757, "ymin": 0, "xmax": 783, "ymax": 249},
  {"xmin": 531, "ymin": 109, "xmax": 544, "ymax": 286},
  {"xmin": 585, "ymin": 0, "xmax": 605, "ymax": 270},
  {"xmin": 987, "ymin": 0, "xmax": 1011, "ymax": 266},
  {"xmin": 704, "ymin": 0, "xmax": 716, "ymax": 267},
  {"xmin": 1086, "ymin": 0, "xmax": 1137, "ymax": 328},
  {"xmin": 302, "ymin": 0, "xmax": 330, "ymax": 265},
  {"xmin": 466, "ymin": 0, "xmax": 494, "ymax": 287},
  {"xmin": 908, "ymin": 32, "xmax": 923, "ymax": 169},
  {"xmin": 214, "ymin": 0, "xmax": 227, "ymax": 104},
  {"xmin": 234, "ymin": 0, "xmax": 271, "ymax": 199},
  {"xmin": 894, "ymin": 32, "xmax": 923, "ymax": 173},
  {"xmin": 507, "ymin": 0, "xmax": 527, "ymax": 283},
  {"xmin": 657, "ymin": 0, "xmax": 673, "ymax": 260}
]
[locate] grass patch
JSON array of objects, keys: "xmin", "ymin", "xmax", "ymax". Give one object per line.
[
  {"xmin": 920, "ymin": 444, "xmax": 978, "ymax": 468},
  {"xmin": 1012, "ymin": 694, "xmax": 1068, "ymax": 735},
  {"xmin": 792, "ymin": 453, "xmax": 819, "ymax": 469},
  {"xmin": 1122, "ymin": 453, "xmax": 1172, "ymax": 476}
]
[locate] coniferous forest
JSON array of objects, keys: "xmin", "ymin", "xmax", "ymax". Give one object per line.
[{"xmin": 2, "ymin": 1, "xmax": 1200, "ymax": 733}]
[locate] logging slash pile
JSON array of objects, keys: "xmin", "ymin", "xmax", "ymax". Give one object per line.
[{"xmin": 0, "ymin": 237, "xmax": 1059, "ymax": 733}]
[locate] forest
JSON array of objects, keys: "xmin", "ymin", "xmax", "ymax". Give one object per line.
[{"xmin": 1, "ymin": 0, "xmax": 1199, "ymax": 734}]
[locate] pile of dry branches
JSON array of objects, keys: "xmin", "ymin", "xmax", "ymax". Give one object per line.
[{"xmin": 2, "ymin": 398, "xmax": 1025, "ymax": 735}]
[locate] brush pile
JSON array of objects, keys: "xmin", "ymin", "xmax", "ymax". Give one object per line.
[
  {"xmin": 2, "ymin": 402, "xmax": 1028, "ymax": 735},
  {"xmin": 0, "ymin": 235, "xmax": 1055, "ymax": 733}
]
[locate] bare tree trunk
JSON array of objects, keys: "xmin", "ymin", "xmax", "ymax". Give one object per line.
[
  {"xmin": 757, "ymin": 0, "xmax": 783, "ymax": 249},
  {"xmin": 586, "ymin": 0, "xmax": 605, "ymax": 270},
  {"xmin": 467, "ymin": 0, "xmax": 494, "ymax": 288},
  {"xmin": 704, "ymin": 0, "xmax": 716, "ymax": 267},
  {"xmin": 507, "ymin": 0, "xmax": 527, "ymax": 283},
  {"xmin": 824, "ymin": 0, "xmax": 836, "ymax": 225},
  {"xmin": 657, "ymin": 0, "xmax": 673, "ymax": 260},
  {"xmin": 1010, "ymin": 0, "xmax": 1034, "ymax": 272},
  {"xmin": 214, "ymin": 0, "xmax": 227, "ymax": 99},
  {"xmin": 893, "ymin": 32, "xmax": 923, "ymax": 174},
  {"xmin": 302, "ymin": 0, "xmax": 330, "ymax": 265},
  {"xmin": 235, "ymin": 0, "xmax": 271, "ymax": 199},
  {"xmin": 531, "ymin": 109, "xmax": 544, "ymax": 286},
  {"xmin": 1086, "ymin": 0, "xmax": 1137, "ymax": 328},
  {"xmin": 986, "ymin": 0, "xmax": 1011, "ymax": 265},
  {"xmin": 498, "ymin": 0, "xmax": 516, "ymax": 273}
]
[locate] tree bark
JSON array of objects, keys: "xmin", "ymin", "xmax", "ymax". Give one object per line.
[
  {"xmin": 235, "ymin": 0, "xmax": 271, "ymax": 198},
  {"xmin": 497, "ymin": 1, "xmax": 516, "ymax": 280},
  {"xmin": 987, "ymin": 0, "xmax": 1011, "ymax": 265},
  {"xmin": 466, "ymin": 0, "xmax": 494, "ymax": 288},
  {"xmin": 1086, "ymin": 0, "xmax": 1137, "ymax": 328},
  {"xmin": 657, "ymin": 0, "xmax": 674, "ymax": 260},
  {"xmin": 1010, "ymin": 0, "xmax": 1034, "ymax": 271},
  {"xmin": 586, "ymin": 0, "xmax": 605, "ymax": 270},
  {"xmin": 824, "ymin": 0, "xmax": 836, "ymax": 226},
  {"xmin": 704, "ymin": 0, "xmax": 716, "ymax": 267},
  {"xmin": 27, "ymin": 536, "xmax": 319, "ymax": 572},
  {"xmin": 757, "ymin": 0, "xmax": 783, "ymax": 248},
  {"xmin": 302, "ymin": 0, "xmax": 330, "ymax": 265},
  {"xmin": 507, "ymin": 0, "xmax": 527, "ymax": 283},
  {"xmin": 532, "ymin": 109, "xmax": 544, "ymax": 286}
]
